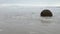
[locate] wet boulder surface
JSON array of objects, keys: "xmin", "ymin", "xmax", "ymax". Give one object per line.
[{"xmin": 40, "ymin": 9, "xmax": 53, "ymax": 17}]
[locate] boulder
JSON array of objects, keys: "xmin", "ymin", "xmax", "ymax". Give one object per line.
[{"xmin": 40, "ymin": 9, "xmax": 53, "ymax": 17}]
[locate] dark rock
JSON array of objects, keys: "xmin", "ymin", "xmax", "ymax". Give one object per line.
[{"xmin": 40, "ymin": 9, "xmax": 53, "ymax": 17}]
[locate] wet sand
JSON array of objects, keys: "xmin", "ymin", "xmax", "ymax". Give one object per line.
[{"xmin": 0, "ymin": 7, "xmax": 60, "ymax": 34}]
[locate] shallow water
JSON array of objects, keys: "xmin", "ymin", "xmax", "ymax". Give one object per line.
[{"xmin": 0, "ymin": 7, "xmax": 60, "ymax": 34}]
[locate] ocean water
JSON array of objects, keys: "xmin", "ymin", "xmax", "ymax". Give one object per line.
[{"xmin": 0, "ymin": 6, "xmax": 60, "ymax": 34}]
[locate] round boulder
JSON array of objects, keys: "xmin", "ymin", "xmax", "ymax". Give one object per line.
[{"xmin": 40, "ymin": 9, "xmax": 53, "ymax": 17}]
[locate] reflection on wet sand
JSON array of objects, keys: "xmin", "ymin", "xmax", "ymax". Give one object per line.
[{"xmin": 40, "ymin": 17, "xmax": 53, "ymax": 24}]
